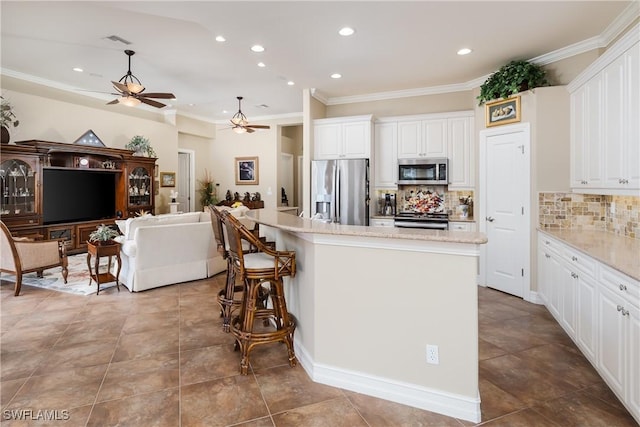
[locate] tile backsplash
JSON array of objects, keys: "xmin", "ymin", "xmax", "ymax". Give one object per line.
[{"xmin": 539, "ymin": 192, "xmax": 639, "ymax": 239}]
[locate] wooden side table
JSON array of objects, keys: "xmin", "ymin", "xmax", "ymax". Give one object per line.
[{"xmin": 86, "ymin": 241, "xmax": 121, "ymax": 295}]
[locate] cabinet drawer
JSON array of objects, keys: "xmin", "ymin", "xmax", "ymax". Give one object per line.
[
  {"xmin": 449, "ymin": 222, "xmax": 472, "ymax": 232},
  {"xmin": 370, "ymin": 219, "xmax": 394, "ymax": 227},
  {"xmin": 562, "ymin": 245, "xmax": 596, "ymax": 277},
  {"xmin": 539, "ymin": 233, "xmax": 562, "ymax": 255},
  {"xmin": 599, "ymin": 264, "xmax": 640, "ymax": 307}
]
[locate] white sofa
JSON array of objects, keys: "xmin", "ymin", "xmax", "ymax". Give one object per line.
[{"xmin": 115, "ymin": 211, "xmax": 227, "ymax": 292}]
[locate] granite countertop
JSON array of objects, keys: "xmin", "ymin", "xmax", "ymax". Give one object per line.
[
  {"xmin": 539, "ymin": 228, "xmax": 640, "ymax": 281},
  {"xmin": 248, "ymin": 210, "xmax": 487, "ymax": 244}
]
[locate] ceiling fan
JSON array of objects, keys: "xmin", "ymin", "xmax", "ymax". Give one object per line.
[
  {"xmin": 229, "ymin": 96, "xmax": 271, "ymax": 133},
  {"xmin": 107, "ymin": 50, "xmax": 175, "ymax": 108}
]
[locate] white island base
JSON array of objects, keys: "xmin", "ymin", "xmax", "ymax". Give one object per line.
[{"xmin": 248, "ymin": 210, "xmax": 486, "ymax": 423}]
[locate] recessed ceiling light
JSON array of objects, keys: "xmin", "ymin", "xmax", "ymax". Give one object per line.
[
  {"xmin": 339, "ymin": 27, "xmax": 355, "ymax": 36},
  {"xmin": 222, "ymin": 110, "xmax": 228, "ymax": 114},
  {"xmin": 287, "ymin": 81, "xmax": 295, "ymax": 86},
  {"xmin": 251, "ymin": 45, "xmax": 265, "ymax": 53},
  {"xmin": 215, "ymin": 35, "xmax": 226, "ymax": 42},
  {"xmin": 73, "ymin": 67, "xmax": 83, "ymax": 72},
  {"xmin": 331, "ymin": 73, "xmax": 342, "ymax": 79},
  {"xmin": 257, "ymin": 62, "xmax": 266, "ymax": 68},
  {"xmin": 457, "ymin": 48, "xmax": 472, "ymax": 56}
]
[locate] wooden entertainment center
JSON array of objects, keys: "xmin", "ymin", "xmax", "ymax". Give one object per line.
[{"xmin": 0, "ymin": 140, "xmax": 156, "ymax": 254}]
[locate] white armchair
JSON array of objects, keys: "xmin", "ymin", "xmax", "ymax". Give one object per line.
[{"xmin": 0, "ymin": 221, "xmax": 68, "ymax": 296}]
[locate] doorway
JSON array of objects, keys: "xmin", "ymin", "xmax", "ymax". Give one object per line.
[
  {"xmin": 177, "ymin": 150, "xmax": 195, "ymax": 212},
  {"xmin": 479, "ymin": 123, "xmax": 530, "ymax": 298}
]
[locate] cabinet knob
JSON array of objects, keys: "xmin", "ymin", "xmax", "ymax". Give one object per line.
[
  {"xmin": 617, "ymin": 305, "xmax": 623, "ymax": 312},
  {"xmin": 571, "ymin": 272, "xmax": 578, "ymax": 279},
  {"xmin": 486, "ymin": 216, "xmax": 495, "ymax": 222},
  {"xmin": 571, "ymin": 256, "xmax": 578, "ymax": 262},
  {"xmin": 619, "ymin": 284, "xmax": 627, "ymax": 291},
  {"xmin": 545, "ymin": 254, "xmax": 551, "ymax": 259}
]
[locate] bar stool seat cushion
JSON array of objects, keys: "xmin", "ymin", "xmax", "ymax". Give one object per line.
[{"xmin": 243, "ymin": 252, "xmax": 276, "ymax": 270}]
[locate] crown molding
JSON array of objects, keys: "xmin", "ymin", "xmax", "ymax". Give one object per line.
[{"xmin": 325, "ymin": 83, "xmax": 472, "ymax": 106}]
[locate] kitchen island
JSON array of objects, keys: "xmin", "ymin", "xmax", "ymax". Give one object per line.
[{"xmin": 246, "ymin": 209, "xmax": 487, "ymax": 422}]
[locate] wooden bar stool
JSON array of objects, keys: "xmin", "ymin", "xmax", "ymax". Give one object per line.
[
  {"xmin": 220, "ymin": 210, "xmax": 297, "ymax": 375},
  {"xmin": 207, "ymin": 205, "xmax": 244, "ymax": 332}
]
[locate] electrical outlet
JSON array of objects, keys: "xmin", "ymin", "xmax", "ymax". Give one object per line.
[{"xmin": 426, "ymin": 344, "xmax": 439, "ymax": 365}]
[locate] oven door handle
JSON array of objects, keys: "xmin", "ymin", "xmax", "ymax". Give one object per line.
[{"xmin": 394, "ymin": 221, "xmax": 448, "ymax": 229}]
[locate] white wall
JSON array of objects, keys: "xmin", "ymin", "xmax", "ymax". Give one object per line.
[{"xmin": 212, "ymin": 117, "xmax": 302, "ymax": 209}]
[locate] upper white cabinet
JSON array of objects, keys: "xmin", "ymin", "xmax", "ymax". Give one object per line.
[
  {"xmin": 447, "ymin": 116, "xmax": 475, "ymax": 189},
  {"xmin": 375, "ymin": 111, "xmax": 474, "ymax": 189},
  {"xmin": 374, "ymin": 121, "xmax": 398, "ymax": 188},
  {"xmin": 568, "ymin": 26, "xmax": 639, "ymax": 194},
  {"xmin": 570, "ymin": 75, "xmax": 604, "ymax": 188},
  {"xmin": 397, "ymin": 118, "xmax": 447, "ymax": 158},
  {"xmin": 313, "ymin": 115, "xmax": 373, "ymax": 160}
]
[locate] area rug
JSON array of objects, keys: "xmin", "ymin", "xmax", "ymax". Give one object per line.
[{"xmin": 0, "ymin": 253, "xmax": 121, "ymax": 296}]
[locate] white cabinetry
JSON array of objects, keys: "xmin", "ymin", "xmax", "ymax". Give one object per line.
[
  {"xmin": 397, "ymin": 119, "xmax": 447, "ymax": 159},
  {"xmin": 570, "ymin": 75, "xmax": 603, "ymax": 188},
  {"xmin": 537, "ymin": 231, "xmax": 640, "ymax": 422},
  {"xmin": 447, "ymin": 116, "xmax": 475, "ymax": 189},
  {"xmin": 314, "ymin": 115, "xmax": 373, "ymax": 160},
  {"xmin": 380, "ymin": 112, "xmax": 473, "ymax": 189},
  {"xmin": 370, "ymin": 218, "xmax": 394, "ymax": 227},
  {"xmin": 374, "ymin": 121, "xmax": 397, "ymax": 188},
  {"xmin": 568, "ymin": 26, "xmax": 639, "ymax": 194},
  {"xmin": 449, "ymin": 221, "xmax": 475, "ymax": 232}
]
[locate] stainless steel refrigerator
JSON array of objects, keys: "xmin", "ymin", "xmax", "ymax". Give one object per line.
[{"xmin": 311, "ymin": 158, "xmax": 369, "ymax": 225}]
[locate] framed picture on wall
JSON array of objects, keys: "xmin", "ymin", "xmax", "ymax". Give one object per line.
[
  {"xmin": 160, "ymin": 172, "xmax": 176, "ymax": 187},
  {"xmin": 485, "ymin": 96, "xmax": 521, "ymax": 127},
  {"xmin": 235, "ymin": 156, "xmax": 259, "ymax": 185}
]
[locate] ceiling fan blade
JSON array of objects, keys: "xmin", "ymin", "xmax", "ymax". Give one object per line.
[
  {"xmin": 111, "ymin": 80, "xmax": 129, "ymax": 94},
  {"xmin": 246, "ymin": 124, "xmax": 270, "ymax": 129},
  {"xmin": 106, "ymin": 98, "xmax": 120, "ymax": 105},
  {"xmin": 138, "ymin": 97, "xmax": 166, "ymax": 108},
  {"xmin": 140, "ymin": 92, "xmax": 175, "ymax": 99},
  {"xmin": 245, "ymin": 127, "xmax": 256, "ymax": 133}
]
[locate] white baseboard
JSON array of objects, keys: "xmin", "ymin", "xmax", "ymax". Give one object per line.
[
  {"xmin": 294, "ymin": 340, "xmax": 481, "ymax": 423},
  {"xmin": 526, "ymin": 290, "xmax": 544, "ymax": 305}
]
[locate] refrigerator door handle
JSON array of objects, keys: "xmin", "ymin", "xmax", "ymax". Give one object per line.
[{"xmin": 335, "ymin": 167, "xmax": 340, "ymax": 223}]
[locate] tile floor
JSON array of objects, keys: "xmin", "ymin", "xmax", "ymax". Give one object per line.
[{"xmin": 1, "ymin": 275, "xmax": 637, "ymax": 426}]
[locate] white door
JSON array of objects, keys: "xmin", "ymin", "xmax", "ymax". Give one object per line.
[
  {"xmin": 177, "ymin": 150, "xmax": 194, "ymax": 212},
  {"xmin": 480, "ymin": 123, "xmax": 530, "ymax": 298}
]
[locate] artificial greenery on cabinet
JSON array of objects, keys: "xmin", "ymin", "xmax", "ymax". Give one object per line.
[
  {"xmin": 125, "ymin": 135, "xmax": 156, "ymax": 157},
  {"xmin": 477, "ymin": 60, "xmax": 549, "ymax": 105}
]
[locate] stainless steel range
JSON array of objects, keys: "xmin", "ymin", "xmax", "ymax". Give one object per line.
[{"xmin": 393, "ymin": 212, "xmax": 449, "ymax": 230}]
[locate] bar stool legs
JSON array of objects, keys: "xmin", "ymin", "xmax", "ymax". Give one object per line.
[
  {"xmin": 231, "ymin": 276, "xmax": 297, "ymax": 375},
  {"xmin": 217, "ymin": 260, "xmax": 242, "ymax": 332}
]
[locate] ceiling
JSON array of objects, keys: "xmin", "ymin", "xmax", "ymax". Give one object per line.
[{"xmin": 1, "ymin": 1, "xmax": 636, "ymax": 123}]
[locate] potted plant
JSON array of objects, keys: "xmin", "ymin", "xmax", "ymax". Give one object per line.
[
  {"xmin": 88, "ymin": 224, "xmax": 120, "ymax": 245},
  {"xmin": 198, "ymin": 169, "xmax": 218, "ymax": 208},
  {"xmin": 125, "ymin": 135, "xmax": 156, "ymax": 157},
  {"xmin": 477, "ymin": 60, "xmax": 549, "ymax": 105},
  {"xmin": 1, "ymin": 96, "xmax": 19, "ymax": 144}
]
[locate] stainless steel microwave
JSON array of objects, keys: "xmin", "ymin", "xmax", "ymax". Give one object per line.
[{"xmin": 397, "ymin": 158, "xmax": 448, "ymax": 185}]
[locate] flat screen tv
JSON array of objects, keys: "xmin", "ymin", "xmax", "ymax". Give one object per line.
[{"xmin": 43, "ymin": 168, "xmax": 116, "ymax": 225}]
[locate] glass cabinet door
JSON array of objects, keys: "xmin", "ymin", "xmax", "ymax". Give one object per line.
[
  {"xmin": 128, "ymin": 166, "xmax": 151, "ymax": 209},
  {"xmin": 0, "ymin": 158, "xmax": 37, "ymax": 217}
]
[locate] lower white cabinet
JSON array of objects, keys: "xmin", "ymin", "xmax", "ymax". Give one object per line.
[
  {"xmin": 370, "ymin": 218, "xmax": 394, "ymax": 227},
  {"xmin": 537, "ymin": 231, "xmax": 639, "ymax": 423},
  {"xmin": 449, "ymin": 221, "xmax": 475, "ymax": 232}
]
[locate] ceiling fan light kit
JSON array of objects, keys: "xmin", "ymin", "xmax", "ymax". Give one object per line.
[
  {"xmin": 108, "ymin": 50, "xmax": 175, "ymax": 109},
  {"xmin": 228, "ymin": 96, "xmax": 270, "ymax": 133}
]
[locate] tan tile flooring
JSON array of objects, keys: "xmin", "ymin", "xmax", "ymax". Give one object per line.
[{"xmin": 1, "ymin": 274, "xmax": 637, "ymax": 426}]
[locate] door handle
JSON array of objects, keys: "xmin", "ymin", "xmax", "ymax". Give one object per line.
[{"xmin": 486, "ymin": 216, "xmax": 495, "ymax": 222}]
